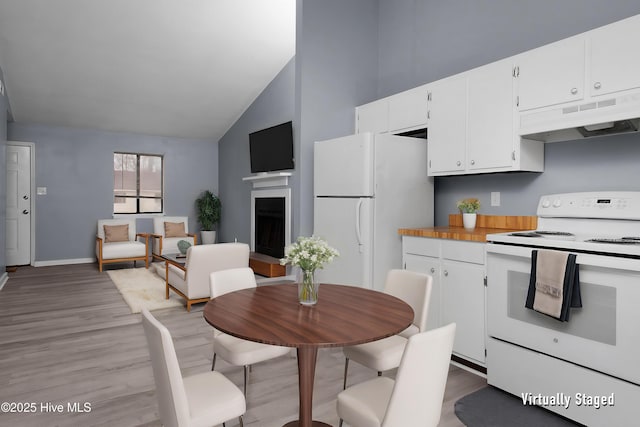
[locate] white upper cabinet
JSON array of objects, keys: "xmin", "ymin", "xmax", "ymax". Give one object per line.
[
  {"xmin": 467, "ymin": 59, "xmax": 516, "ymax": 171},
  {"xmin": 517, "ymin": 14, "xmax": 640, "ymax": 111},
  {"xmin": 427, "ymin": 75, "xmax": 467, "ymax": 174},
  {"xmin": 515, "ymin": 36, "xmax": 585, "ymax": 111},
  {"xmin": 356, "ymin": 13, "xmax": 640, "ymax": 175},
  {"xmin": 356, "ymin": 99, "xmax": 388, "ymax": 134},
  {"xmin": 356, "ymin": 85, "xmax": 428, "ymax": 135},
  {"xmin": 427, "ymin": 60, "xmax": 544, "ymax": 176},
  {"xmin": 588, "ymin": 14, "xmax": 640, "ymax": 98},
  {"xmin": 388, "ymin": 85, "xmax": 429, "ymax": 132}
]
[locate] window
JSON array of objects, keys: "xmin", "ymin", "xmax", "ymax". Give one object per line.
[{"xmin": 113, "ymin": 152, "xmax": 163, "ymax": 214}]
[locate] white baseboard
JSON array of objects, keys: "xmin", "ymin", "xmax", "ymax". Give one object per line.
[
  {"xmin": 0, "ymin": 272, "xmax": 8, "ymax": 291},
  {"xmin": 33, "ymin": 257, "xmax": 95, "ymax": 267}
]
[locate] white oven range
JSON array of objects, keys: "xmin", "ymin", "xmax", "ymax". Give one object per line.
[{"xmin": 486, "ymin": 192, "xmax": 640, "ymax": 427}]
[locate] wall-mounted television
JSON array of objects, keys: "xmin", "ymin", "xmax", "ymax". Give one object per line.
[{"xmin": 249, "ymin": 121, "xmax": 294, "ymax": 173}]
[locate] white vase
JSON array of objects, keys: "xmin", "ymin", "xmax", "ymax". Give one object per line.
[
  {"xmin": 200, "ymin": 230, "xmax": 216, "ymax": 245},
  {"xmin": 462, "ymin": 213, "xmax": 477, "ymax": 230}
]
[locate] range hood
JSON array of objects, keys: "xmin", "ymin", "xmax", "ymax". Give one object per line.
[{"xmin": 519, "ymin": 91, "xmax": 640, "ymax": 142}]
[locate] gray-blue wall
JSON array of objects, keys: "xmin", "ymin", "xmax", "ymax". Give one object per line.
[
  {"xmin": 222, "ymin": 1, "xmax": 640, "ymax": 238},
  {"xmin": 0, "ymin": 65, "xmax": 8, "ymax": 277},
  {"xmin": 294, "ymin": 0, "xmax": 379, "ymax": 237},
  {"xmin": 8, "ymin": 123, "xmax": 218, "ymax": 263},
  {"xmin": 217, "ymin": 58, "xmax": 295, "ymax": 244},
  {"xmin": 376, "ymin": 1, "xmax": 640, "ymax": 225}
]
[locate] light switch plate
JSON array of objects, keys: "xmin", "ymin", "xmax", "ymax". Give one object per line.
[
  {"xmin": 37, "ymin": 187, "xmax": 47, "ymax": 195},
  {"xmin": 491, "ymin": 192, "xmax": 500, "ymax": 206}
]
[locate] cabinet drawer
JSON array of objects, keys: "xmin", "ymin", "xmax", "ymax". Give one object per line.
[
  {"xmin": 402, "ymin": 236, "xmax": 440, "ymax": 257},
  {"xmin": 441, "ymin": 240, "xmax": 485, "ymax": 264}
]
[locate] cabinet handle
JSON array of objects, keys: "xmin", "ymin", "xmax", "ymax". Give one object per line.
[
  {"xmin": 456, "ymin": 160, "xmax": 461, "ymax": 167},
  {"xmin": 570, "ymin": 87, "xmax": 578, "ymax": 95},
  {"xmin": 470, "ymin": 159, "xmax": 475, "ymax": 165},
  {"xmin": 430, "ymin": 267, "xmax": 435, "ymax": 274},
  {"xmin": 594, "ymin": 82, "xmax": 602, "ymax": 90},
  {"xmin": 443, "ymin": 270, "xmax": 449, "ymax": 277},
  {"xmin": 427, "ymin": 111, "xmax": 430, "ymax": 119}
]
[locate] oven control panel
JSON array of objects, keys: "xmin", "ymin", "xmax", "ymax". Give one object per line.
[{"xmin": 537, "ymin": 191, "xmax": 640, "ymax": 219}]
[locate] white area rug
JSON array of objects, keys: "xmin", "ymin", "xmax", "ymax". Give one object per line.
[{"xmin": 107, "ymin": 266, "xmax": 183, "ymax": 313}]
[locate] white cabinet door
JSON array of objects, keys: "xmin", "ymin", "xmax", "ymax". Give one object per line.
[
  {"xmin": 589, "ymin": 14, "xmax": 640, "ymax": 98},
  {"xmin": 404, "ymin": 253, "xmax": 441, "ymax": 331},
  {"xmin": 427, "ymin": 75, "xmax": 466, "ymax": 174},
  {"xmin": 441, "ymin": 259, "xmax": 486, "ymax": 364},
  {"xmin": 356, "ymin": 99, "xmax": 388, "ymax": 134},
  {"xmin": 517, "ymin": 35, "xmax": 585, "ymax": 111},
  {"xmin": 467, "ymin": 60, "xmax": 514, "ymax": 171},
  {"xmin": 388, "ymin": 85, "xmax": 428, "ymax": 132}
]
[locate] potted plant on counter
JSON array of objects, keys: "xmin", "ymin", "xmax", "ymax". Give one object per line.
[
  {"xmin": 457, "ymin": 198, "xmax": 480, "ymax": 230},
  {"xmin": 196, "ymin": 190, "xmax": 221, "ymax": 244}
]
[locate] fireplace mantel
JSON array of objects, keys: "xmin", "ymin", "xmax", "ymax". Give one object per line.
[{"xmin": 242, "ymin": 172, "xmax": 292, "ymax": 189}]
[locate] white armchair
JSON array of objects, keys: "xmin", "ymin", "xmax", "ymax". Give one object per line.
[
  {"xmin": 166, "ymin": 242, "xmax": 250, "ymax": 311},
  {"xmin": 150, "ymin": 216, "xmax": 197, "ymax": 261},
  {"xmin": 96, "ymin": 218, "xmax": 149, "ymax": 272}
]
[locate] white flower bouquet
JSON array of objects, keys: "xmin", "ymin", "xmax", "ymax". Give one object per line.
[
  {"xmin": 280, "ymin": 236, "xmax": 339, "ymax": 305},
  {"xmin": 280, "ymin": 236, "xmax": 340, "ymax": 271}
]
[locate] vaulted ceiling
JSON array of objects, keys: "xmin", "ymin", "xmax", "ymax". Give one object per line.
[{"xmin": 0, "ymin": 0, "xmax": 296, "ymax": 140}]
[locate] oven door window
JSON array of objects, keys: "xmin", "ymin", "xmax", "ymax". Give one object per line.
[{"xmin": 506, "ymin": 270, "xmax": 616, "ymax": 345}]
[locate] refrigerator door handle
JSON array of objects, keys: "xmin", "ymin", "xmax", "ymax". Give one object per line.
[{"xmin": 355, "ymin": 199, "xmax": 364, "ymax": 253}]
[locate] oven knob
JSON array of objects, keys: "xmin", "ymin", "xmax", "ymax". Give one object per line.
[
  {"xmin": 541, "ymin": 199, "xmax": 551, "ymax": 208},
  {"xmin": 553, "ymin": 199, "xmax": 562, "ymax": 208}
]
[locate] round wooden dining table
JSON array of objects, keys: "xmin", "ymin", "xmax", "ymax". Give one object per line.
[{"xmin": 203, "ymin": 282, "xmax": 414, "ymax": 427}]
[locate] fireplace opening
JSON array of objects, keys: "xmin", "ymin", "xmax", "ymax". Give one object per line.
[{"xmin": 254, "ymin": 197, "xmax": 285, "ymax": 258}]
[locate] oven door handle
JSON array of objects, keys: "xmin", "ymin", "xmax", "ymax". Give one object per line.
[{"xmin": 487, "ymin": 243, "xmax": 640, "ymax": 271}]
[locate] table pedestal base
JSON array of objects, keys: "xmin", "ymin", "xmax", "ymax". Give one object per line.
[{"xmin": 283, "ymin": 421, "xmax": 332, "ymax": 427}]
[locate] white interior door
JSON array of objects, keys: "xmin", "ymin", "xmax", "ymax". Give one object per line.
[
  {"xmin": 6, "ymin": 144, "xmax": 32, "ymax": 266},
  {"xmin": 313, "ymin": 197, "xmax": 372, "ymax": 288}
]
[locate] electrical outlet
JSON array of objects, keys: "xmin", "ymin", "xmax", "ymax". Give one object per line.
[{"xmin": 491, "ymin": 192, "xmax": 500, "ymax": 206}]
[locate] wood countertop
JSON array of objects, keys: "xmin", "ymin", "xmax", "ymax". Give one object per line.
[{"xmin": 398, "ymin": 214, "xmax": 537, "ymax": 242}]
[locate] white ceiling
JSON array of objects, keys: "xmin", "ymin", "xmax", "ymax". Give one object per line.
[{"xmin": 0, "ymin": 0, "xmax": 296, "ymax": 140}]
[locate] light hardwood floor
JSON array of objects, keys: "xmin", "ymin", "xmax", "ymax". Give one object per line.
[{"xmin": 0, "ymin": 263, "xmax": 486, "ymax": 426}]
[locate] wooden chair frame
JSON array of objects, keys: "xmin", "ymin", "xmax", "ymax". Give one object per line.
[{"xmin": 96, "ymin": 233, "xmax": 149, "ymax": 272}]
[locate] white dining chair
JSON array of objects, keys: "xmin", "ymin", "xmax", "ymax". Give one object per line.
[
  {"xmin": 342, "ymin": 269, "xmax": 432, "ymax": 389},
  {"xmin": 140, "ymin": 308, "xmax": 246, "ymax": 427},
  {"xmin": 209, "ymin": 267, "xmax": 291, "ymax": 396},
  {"xmin": 337, "ymin": 323, "xmax": 456, "ymax": 427}
]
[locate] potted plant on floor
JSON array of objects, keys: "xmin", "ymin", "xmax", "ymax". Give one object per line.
[{"xmin": 196, "ymin": 190, "xmax": 221, "ymax": 244}]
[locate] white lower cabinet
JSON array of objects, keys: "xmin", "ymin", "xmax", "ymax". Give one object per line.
[{"xmin": 402, "ymin": 236, "xmax": 486, "ymax": 366}]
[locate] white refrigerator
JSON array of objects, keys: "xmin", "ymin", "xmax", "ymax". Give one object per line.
[{"xmin": 313, "ymin": 132, "xmax": 433, "ymax": 291}]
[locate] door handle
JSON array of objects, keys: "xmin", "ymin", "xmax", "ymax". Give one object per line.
[
  {"xmin": 23, "ymin": 210, "xmax": 29, "ymax": 215},
  {"xmin": 355, "ymin": 199, "xmax": 364, "ymax": 253}
]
